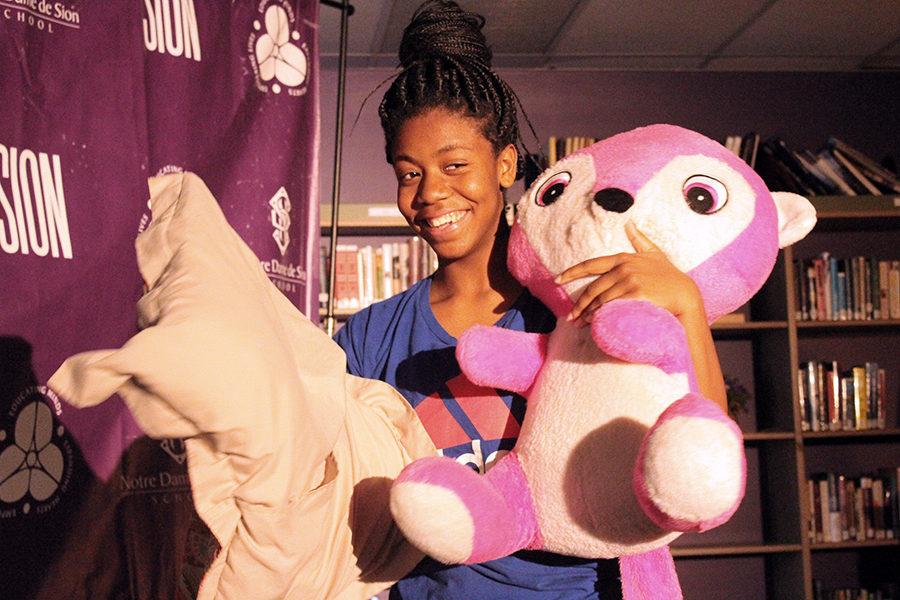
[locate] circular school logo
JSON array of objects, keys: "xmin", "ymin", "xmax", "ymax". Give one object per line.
[
  {"xmin": 249, "ymin": 2, "xmax": 310, "ymax": 95},
  {"xmin": 0, "ymin": 386, "xmax": 73, "ymax": 517}
]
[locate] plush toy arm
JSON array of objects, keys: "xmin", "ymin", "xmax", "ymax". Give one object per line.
[
  {"xmin": 591, "ymin": 299, "xmax": 694, "ymax": 379},
  {"xmin": 456, "ymin": 325, "xmax": 547, "ymax": 392}
]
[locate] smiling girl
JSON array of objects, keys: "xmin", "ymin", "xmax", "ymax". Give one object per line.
[{"xmin": 334, "ymin": 1, "xmax": 726, "ymax": 598}]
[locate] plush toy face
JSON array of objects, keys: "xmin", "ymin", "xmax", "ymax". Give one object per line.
[{"xmin": 509, "ymin": 124, "xmax": 813, "ymax": 322}]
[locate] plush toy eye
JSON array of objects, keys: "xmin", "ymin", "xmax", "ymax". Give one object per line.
[
  {"xmin": 683, "ymin": 175, "xmax": 727, "ymax": 214},
  {"xmin": 535, "ymin": 172, "xmax": 571, "ymax": 206}
]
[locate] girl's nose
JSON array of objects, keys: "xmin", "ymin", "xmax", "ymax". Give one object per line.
[{"xmin": 418, "ymin": 172, "xmax": 450, "ymax": 203}]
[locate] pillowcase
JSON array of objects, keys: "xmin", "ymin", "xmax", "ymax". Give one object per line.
[{"xmin": 50, "ymin": 172, "xmax": 435, "ymax": 600}]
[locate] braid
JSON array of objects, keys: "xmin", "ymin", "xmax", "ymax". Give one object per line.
[{"xmin": 379, "ymin": 0, "xmax": 527, "ymax": 178}]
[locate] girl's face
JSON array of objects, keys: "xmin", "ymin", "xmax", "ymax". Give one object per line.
[{"xmin": 391, "ymin": 108, "xmax": 517, "ymax": 265}]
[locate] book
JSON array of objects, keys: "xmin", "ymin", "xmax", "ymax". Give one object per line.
[
  {"xmin": 816, "ymin": 149, "xmax": 869, "ymax": 195},
  {"xmin": 811, "ymin": 152, "xmax": 857, "ymax": 195},
  {"xmin": 808, "ymin": 477, "xmax": 821, "ymax": 542},
  {"xmin": 795, "ymin": 149, "xmax": 841, "ymax": 195},
  {"xmin": 890, "ymin": 260, "xmax": 900, "ymax": 319},
  {"xmin": 850, "ymin": 366, "xmax": 868, "ymax": 430},
  {"xmin": 825, "ymin": 472, "xmax": 843, "ymax": 542},
  {"xmin": 334, "ymin": 244, "xmax": 360, "ymax": 310},
  {"xmin": 877, "ymin": 466, "xmax": 899, "ymax": 539},
  {"xmin": 756, "ymin": 141, "xmax": 811, "ymax": 195},
  {"xmin": 802, "ymin": 361, "xmax": 822, "ymax": 430},
  {"xmin": 739, "ymin": 132, "xmax": 760, "ymax": 168},
  {"xmin": 798, "ymin": 367, "xmax": 809, "ymax": 431},
  {"xmin": 768, "ymin": 136, "xmax": 832, "ymax": 195},
  {"xmin": 827, "ymin": 137, "xmax": 900, "ymax": 194},
  {"xmin": 872, "ymin": 476, "xmax": 886, "ymax": 539},
  {"xmin": 840, "ymin": 375, "xmax": 855, "ymax": 430},
  {"xmin": 830, "ymin": 147, "xmax": 882, "ymax": 195},
  {"xmin": 824, "ymin": 361, "xmax": 841, "ymax": 431}
]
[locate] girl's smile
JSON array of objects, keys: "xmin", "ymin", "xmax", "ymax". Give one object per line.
[{"xmin": 391, "ymin": 107, "xmax": 516, "ymax": 265}]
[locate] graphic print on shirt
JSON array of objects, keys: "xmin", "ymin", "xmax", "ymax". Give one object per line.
[{"xmin": 413, "ymin": 373, "xmax": 524, "ymax": 473}]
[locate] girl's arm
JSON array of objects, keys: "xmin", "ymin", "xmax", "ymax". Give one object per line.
[{"xmin": 555, "ymin": 222, "xmax": 727, "ymax": 410}]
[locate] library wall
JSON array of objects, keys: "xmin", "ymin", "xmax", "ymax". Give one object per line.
[{"xmin": 319, "ymin": 69, "xmax": 900, "ymax": 207}]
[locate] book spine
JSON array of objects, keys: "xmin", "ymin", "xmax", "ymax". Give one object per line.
[
  {"xmin": 890, "ymin": 260, "xmax": 900, "ymax": 319},
  {"xmin": 831, "ymin": 148, "xmax": 882, "ymax": 195},
  {"xmin": 851, "ymin": 366, "xmax": 868, "ymax": 431}
]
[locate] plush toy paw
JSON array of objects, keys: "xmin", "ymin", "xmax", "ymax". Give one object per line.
[
  {"xmin": 390, "ymin": 453, "xmax": 541, "ymax": 564},
  {"xmin": 590, "ymin": 300, "xmax": 692, "ymax": 376},
  {"xmin": 632, "ymin": 394, "xmax": 746, "ymax": 532}
]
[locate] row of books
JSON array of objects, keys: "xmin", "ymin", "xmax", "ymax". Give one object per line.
[
  {"xmin": 321, "ymin": 239, "xmax": 438, "ymax": 311},
  {"xmin": 545, "ymin": 132, "xmax": 900, "ymax": 198},
  {"xmin": 727, "ymin": 133, "xmax": 900, "ymax": 197},
  {"xmin": 795, "ymin": 254, "xmax": 900, "ymax": 322},
  {"xmin": 544, "ymin": 136, "xmax": 598, "ymax": 167},
  {"xmin": 797, "ymin": 361, "xmax": 886, "ymax": 432},
  {"xmin": 813, "ymin": 581, "xmax": 899, "ymax": 600},
  {"xmin": 807, "ymin": 468, "xmax": 898, "ymax": 544}
]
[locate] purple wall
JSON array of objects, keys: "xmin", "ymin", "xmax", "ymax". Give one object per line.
[{"xmin": 320, "ymin": 69, "xmax": 900, "ymax": 207}]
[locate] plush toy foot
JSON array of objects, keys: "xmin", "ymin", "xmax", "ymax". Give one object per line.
[
  {"xmin": 389, "ymin": 452, "xmax": 540, "ymax": 564},
  {"xmin": 633, "ymin": 394, "xmax": 746, "ymax": 532}
]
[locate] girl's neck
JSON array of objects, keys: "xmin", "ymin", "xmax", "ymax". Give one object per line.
[{"xmin": 429, "ymin": 224, "xmax": 524, "ymax": 337}]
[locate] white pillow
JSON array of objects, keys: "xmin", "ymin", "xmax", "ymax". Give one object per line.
[{"xmin": 50, "ymin": 172, "xmax": 435, "ymax": 600}]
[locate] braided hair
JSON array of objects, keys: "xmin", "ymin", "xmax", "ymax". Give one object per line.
[{"xmin": 379, "ymin": 0, "xmax": 528, "ymax": 178}]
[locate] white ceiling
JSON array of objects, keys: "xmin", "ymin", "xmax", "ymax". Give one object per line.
[{"xmin": 319, "ymin": 0, "xmax": 900, "ymax": 71}]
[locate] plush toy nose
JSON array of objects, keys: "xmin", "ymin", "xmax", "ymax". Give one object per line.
[{"xmin": 594, "ymin": 188, "xmax": 634, "ymax": 213}]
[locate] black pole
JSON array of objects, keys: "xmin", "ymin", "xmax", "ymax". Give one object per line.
[
  {"xmin": 320, "ymin": 0, "xmax": 354, "ymax": 15},
  {"xmin": 323, "ymin": 0, "xmax": 351, "ymax": 336}
]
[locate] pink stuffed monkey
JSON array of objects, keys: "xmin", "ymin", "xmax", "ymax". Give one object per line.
[{"xmin": 389, "ymin": 125, "xmax": 817, "ymax": 599}]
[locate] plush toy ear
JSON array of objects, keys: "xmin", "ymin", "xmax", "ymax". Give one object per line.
[{"xmin": 772, "ymin": 192, "xmax": 817, "ymax": 248}]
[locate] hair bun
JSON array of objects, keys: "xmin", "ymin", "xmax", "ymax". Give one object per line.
[{"xmin": 398, "ymin": 0, "xmax": 492, "ymax": 69}]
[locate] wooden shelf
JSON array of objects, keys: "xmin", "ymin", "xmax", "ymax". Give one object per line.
[
  {"xmin": 808, "ymin": 195, "xmax": 900, "ymax": 231},
  {"xmin": 802, "ymin": 428, "xmax": 900, "ymax": 441},
  {"xmin": 672, "ymin": 543, "xmax": 803, "ymax": 557},
  {"xmin": 810, "ymin": 195, "xmax": 900, "ymax": 219},
  {"xmin": 810, "ymin": 538, "xmax": 899, "ymax": 551},
  {"xmin": 743, "ymin": 430, "xmax": 796, "ymax": 442}
]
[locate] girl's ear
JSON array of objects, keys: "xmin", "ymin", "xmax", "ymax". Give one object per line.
[{"xmin": 497, "ymin": 144, "xmax": 518, "ymax": 189}]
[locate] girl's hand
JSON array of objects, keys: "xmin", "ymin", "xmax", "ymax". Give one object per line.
[{"xmin": 554, "ymin": 221, "xmax": 705, "ymax": 327}]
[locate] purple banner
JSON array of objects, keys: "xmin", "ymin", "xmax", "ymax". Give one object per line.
[
  {"xmin": 1, "ymin": 1, "xmax": 320, "ymax": 598},
  {"xmin": 142, "ymin": 0, "xmax": 321, "ymax": 316}
]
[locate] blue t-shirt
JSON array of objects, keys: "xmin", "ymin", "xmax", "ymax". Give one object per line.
[{"xmin": 334, "ymin": 277, "xmax": 622, "ymax": 600}]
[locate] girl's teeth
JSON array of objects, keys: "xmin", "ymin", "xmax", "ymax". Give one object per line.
[{"xmin": 428, "ymin": 211, "xmax": 463, "ymax": 227}]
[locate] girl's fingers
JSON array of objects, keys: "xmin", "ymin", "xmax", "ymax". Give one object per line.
[
  {"xmin": 555, "ymin": 255, "xmax": 618, "ymax": 285},
  {"xmin": 557, "ymin": 222, "xmax": 658, "ymax": 284},
  {"xmin": 626, "ymin": 221, "xmax": 661, "ymax": 253},
  {"xmin": 566, "ymin": 275, "xmax": 611, "ymax": 323}
]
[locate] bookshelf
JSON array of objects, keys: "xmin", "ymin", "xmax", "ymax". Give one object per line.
[
  {"xmin": 319, "ymin": 202, "xmax": 436, "ymax": 319},
  {"xmin": 320, "ymin": 195, "xmax": 900, "ymax": 599},
  {"xmin": 673, "ymin": 195, "xmax": 900, "ymax": 600}
]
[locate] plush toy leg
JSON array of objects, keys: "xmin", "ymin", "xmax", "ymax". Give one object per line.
[
  {"xmin": 619, "ymin": 547, "xmax": 683, "ymax": 600},
  {"xmin": 633, "ymin": 394, "xmax": 746, "ymax": 532},
  {"xmin": 389, "ymin": 451, "xmax": 541, "ymax": 564}
]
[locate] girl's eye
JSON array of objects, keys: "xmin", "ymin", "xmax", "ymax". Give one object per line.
[
  {"xmin": 535, "ymin": 172, "xmax": 571, "ymax": 206},
  {"xmin": 683, "ymin": 175, "xmax": 727, "ymax": 214}
]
